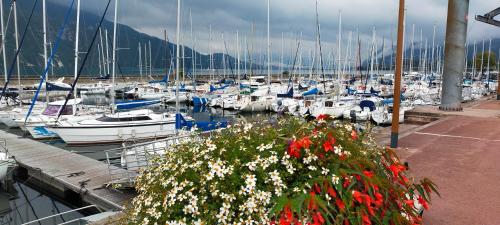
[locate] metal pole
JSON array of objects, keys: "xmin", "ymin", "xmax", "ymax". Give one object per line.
[
  {"xmin": 138, "ymin": 42, "xmax": 142, "ymax": 80},
  {"xmin": 267, "ymin": 0, "xmax": 271, "ymax": 85},
  {"xmin": 0, "ymin": 0, "xmax": 7, "ymax": 82},
  {"xmin": 72, "ymin": 0, "xmax": 80, "ymax": 116},
  {"xmin": 440, "ymin": 0, "xmax": 469, "ymax": 111},
  {"xmin": 175, "ymin": 0, "xmax": 181, "ymax": 113},
  {"xmin": 390, "ymin": 0, "xmax": 405, "ymax": 148},
  {"xmin": 111, "ymin": 0, "xmax": 119, "ymax": 113},
  {"xmin": 13, "ymin": 0, "xmax": 21, "ymax": 106},
  {"xmin": 43, "ymin": 0, "xmax": 48, "ymax": 105}
]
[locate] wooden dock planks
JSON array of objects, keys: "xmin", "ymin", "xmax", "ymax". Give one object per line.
[{"xmin": 0, "ymin": 129, "xmax": 134, "ymax": 211}]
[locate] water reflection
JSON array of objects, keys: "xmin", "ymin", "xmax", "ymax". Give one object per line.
[{"xmin": 0, "ymin": 181, "xmax": 84, "ymax": 225}]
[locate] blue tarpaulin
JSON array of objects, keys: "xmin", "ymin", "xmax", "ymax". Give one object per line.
[
  {"xmin": 302, "ymin": 88, "xmax": 319, "ymax": 96},
  {"xmin": 116, "ymin": 99, "xmax": 161, "ymax": 110}
]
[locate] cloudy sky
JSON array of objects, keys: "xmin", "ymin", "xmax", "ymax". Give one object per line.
[{"xmin": 50, "ymin": 0, "xmax": 500, "ymax": 60}]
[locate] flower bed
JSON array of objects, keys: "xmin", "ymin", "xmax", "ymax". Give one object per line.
[{"xmin": 125, "ymin": 116, "xmax": 437, "ymax": 225}]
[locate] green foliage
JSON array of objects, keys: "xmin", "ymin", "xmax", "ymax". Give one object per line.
[
  {"xmin": 123, "ymin": 117, "xmax": 437, "ymax": 225},
  {"xmin": 474, "ymin": 52, "xmax": 497, "ymax": 71}
]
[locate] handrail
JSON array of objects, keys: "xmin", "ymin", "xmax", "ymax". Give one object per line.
[{"xmin": 21, "ymin": 205, "xmax": 101, "ymax": 225}]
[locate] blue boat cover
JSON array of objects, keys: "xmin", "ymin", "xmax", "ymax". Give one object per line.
[
  {"xmin": 116, "ymin": 99, "xmax": 161, "ymax": 110},
  {"xmin": 277, "ymin": 87, "xmax": 294, "ymax": 98},
  {"xmin": 302, "ymin": 88, "xmax": 319, "ymax": 96}
]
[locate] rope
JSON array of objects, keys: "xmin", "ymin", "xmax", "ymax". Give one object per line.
[{"xmin": 24, "ymin": 0, "xmax": 76, "ymax": 123}]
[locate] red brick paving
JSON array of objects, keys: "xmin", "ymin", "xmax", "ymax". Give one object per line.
[{"xmin": 398, "ymin": 111, "xmax": 500, "ymax": 224}]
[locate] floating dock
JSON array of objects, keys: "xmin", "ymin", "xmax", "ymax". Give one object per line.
[{"xmin": 0, "ymin": 129, "xmax": 134, "ymax": 211}]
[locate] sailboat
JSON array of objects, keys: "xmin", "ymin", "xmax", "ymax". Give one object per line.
[{"xmin": 51, "ymin": 0, "xmax": 193, "ymax": 145}]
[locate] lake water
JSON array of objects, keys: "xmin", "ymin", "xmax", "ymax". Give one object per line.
[{"xmin": 0, "ymin": 181, "xmax": 85, "ymax": 225}]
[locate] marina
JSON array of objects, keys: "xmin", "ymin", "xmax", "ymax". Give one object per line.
[{"xmin": 0, "ymin": 0, "xmax": 497, "ymax": 224}]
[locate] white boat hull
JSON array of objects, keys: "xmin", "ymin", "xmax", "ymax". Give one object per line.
[{"xmin": 51, "ymin": 122, "xmax": 177, "ymax": 145}]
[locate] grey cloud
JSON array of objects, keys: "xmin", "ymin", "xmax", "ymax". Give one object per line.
[{"xmin": 48, "ymin": 0, "xmax": 500, "ymax": 59}]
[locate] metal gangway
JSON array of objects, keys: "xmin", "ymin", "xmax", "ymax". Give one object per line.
[{"xmin": 104, "ymin": 134, "xmax": 195, "ymax": 188}]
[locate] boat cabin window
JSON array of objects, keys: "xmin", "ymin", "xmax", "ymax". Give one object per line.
[
  {"xmin": 325, "ymin": 101, "xmax": 334, "ymax": 107},
  {"xmin": 97, "ymin": 116, "xmax": 152, "ymax": 122},
  {"xmin": 255, "ymin": 78, "xmax": 266, "ymax": 83},
  {"xmin": 251, "ymin": 96, "xmax": 258, "ymax": 101},
  {"xmin": 43, "ymin": 105, "xmax": 73, "ymax": 116}
]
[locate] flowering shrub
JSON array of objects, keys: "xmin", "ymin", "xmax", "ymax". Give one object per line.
[{"xmin": 125, "ymin": 116, "xmax": 437, "ymax": 225}]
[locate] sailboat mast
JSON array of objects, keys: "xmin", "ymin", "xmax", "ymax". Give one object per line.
[
  {"xmin": 149, "ymin": 40, "xmax": 152, "ymax": 77},
  {"xmin": 111, "ymin": 0, "xmax": 119, "ymax": 113},
  {"xmin": 72, "ymin": 0, "xmax": 81, "ymax": 115},
  {"xmin": 105, "ymin": 30, "xmax": 110, "ymax": 76},
  {"xmin": 175, "ymin": 0, "xmax": 181, "ymax": 113},
  {"xmin": 336, "ymin": 11, "xmax": 342, "ymax": 98},
  {"xmin": 98, "ymin": 44, "xmax": 102, "ymax": 76},
  {"xmin": 190, "ymin": 9, "xmax": 194, "ymax": 82},
  {"xmin": 431, "ymin": 24, "xmax": 436, "ymax": 74},
  {"xmin": 486, "ymin": 38, "xmax": 491, "ymax": 91},
  {"xmin": 237, "ymin": 30, "xmax": 240, "ymax": 86},
  {"xmin": 369, "ymin": 27, "xmax": 375, "ymax": 81},
  {"xmin": 209, "ymin": 24, "xmax": 213, "ymax": 82},
  {"xmin": 43, "ymin": 0, "xmax": 49, "ymax": 104},
  {"xmin": 144, "ymin": 43, "xmax": 148, "ymax": 79},
  {"xmin": 267, "ymin": 0, "xmax": 271, "ymax": 85},
  {"xmin": 99, "ymin": 28, "xmax": 106, "ymax": 76},
  {"xmin": 409, "ymin": 24, "xmax": 414, "ymax": 73},
  {"xmin": 0, "ymin": 0, "xmax": 6, "ymax": 82},
  {"xmin": 138, "ymin": 42, "xmax": 142, "ymax": 81},
  {"xmin": 280, "ymin": 32, "xmax": 284, "ymax": 81},
  {"xmin": 13, "ymin": 0, "xmax": 21, "ymax": 105}
]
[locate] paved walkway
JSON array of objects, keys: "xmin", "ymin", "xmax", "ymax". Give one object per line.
[{"xmin": 397, "ymin": 99, "xmax": 500, "ymax": 225}]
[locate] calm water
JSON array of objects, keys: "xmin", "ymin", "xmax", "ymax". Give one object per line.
[{"xmin": 0, "ymin": 181, "xmax": 85, "ymax": 225}]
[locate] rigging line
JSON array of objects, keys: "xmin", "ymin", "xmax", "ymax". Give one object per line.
[
  {"xmin": 0, "ymin": 0, "xmax": 40, "ymax": 102},
  {"xmin": 24, "ymin": 0, "xmax": 77, "ymax": 123},
  {"xmin": 57, "ymin": 0, "xmax": 112, "ymax": 120}
]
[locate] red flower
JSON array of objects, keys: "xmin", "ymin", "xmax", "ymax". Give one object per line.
[
  {"xmin": 327, "ymin": 187, "xmax": 337, "ymax": 198},
  {"xmin": 351, "ymin": 130, "xmax": 358, "ymax": 140},
  {"xmin": 352, "ymin": 190, "xmax": 363, "ymax": 203},
  {"xmin": 374, "ymin": 192, "xmax": 383, "ymax": 207},
  {"xmin": 336, "ymin": 199, "xmax": 345, "ymax": 211},
  {"xmin": 389, "ymin": 164, "xmax": 406, "ymax": 178},
  {"xmin": 279, "ymin": 206, "xmax": 296, "ymax": 225},
  {"xmin": 308, "ymin": 192, "xmax": 317, "ymax": 210},
  {"xmin": 312, "ymin": 212, "xmax": 325, "ymax": 225},
  {"xmin": 363, "ymin": 171, "xmax": 374, "ymax": 178},
  {"xmin": 418, "ymin": 196, "xmax": 429, "ymax": 210},
  {"xmin": 405, "ymin": 199, "xmax": 415, "ymax": 207},
  {"xmin": 299, "ymin": 136, "xmax": 312, "ymax": 149},
  {"xmin": 288, "ymin": 140, "xmax": 302, "ymax": 158},
  {"xmin": 313, "ymin": 183, "xmax": 321, "ymax": 194},
  {"xmin": 362, "ymin": 214, "xmax": 372, "ymax": 225},
  {"xmin": 323, "ymin": 141, "xmax": 333, "ymax": 152},
  {"xmin": 316, "ymin": 114, "xmax": 330, "ymax": 121}
]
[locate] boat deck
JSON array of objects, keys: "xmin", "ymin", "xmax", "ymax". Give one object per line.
[{"xmin": 0, "ymin": 129, "xmax": 134, "ymax": 211}]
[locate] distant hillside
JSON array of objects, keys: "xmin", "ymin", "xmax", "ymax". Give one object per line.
[
  {"xmin": 375, "ymin": 38, "xmax": 500, "ymax": 70},
  {"xmin": 0, "ymin": 0, "xmax": 253, "ymax": 78}
]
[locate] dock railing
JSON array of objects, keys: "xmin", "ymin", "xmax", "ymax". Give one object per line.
[
  {"xmin": 21, "ymin": 205, "xmax": 101, "ymax": 225},
  {"xmin": 104, "ymin": 134, "xmax": 194, "ymax": 188}
]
